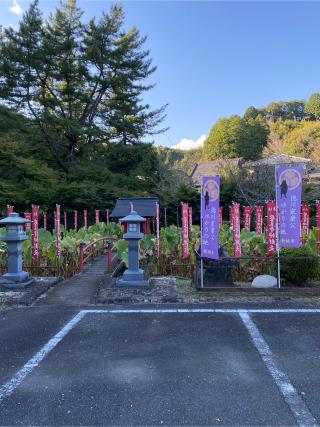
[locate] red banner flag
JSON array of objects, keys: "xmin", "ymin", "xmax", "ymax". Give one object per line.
[
  {"xmin": 243, "ymin": 206, "xmax": 253, "ymax": 230},
  {"xmin": 95, "ymin": 209, "xmax": 100, "ymax": 224},
  {"xmin": 219, "ymin": 207, "xmax": 223, "ymax": 227},
  {"xmin": 74, "ymin": 210, "xmax": 78, "ymax": 231},
  {"xmin": 156, "ymin": 202, "xmax": 160, "ymax": 258},
  {"xmin": 56, "ymin": 205, "xmax": 62, "ymax": 259},
  {"xmin": 188, "ymin": 207, "xmax": 193, "ymax": 229},
  {"xmin": 267, "ymin": 201, "xmax": 277, "ymax": 256},
  {"xmin": 317, "ymin": 201, "xmax": 320, "ymax": 256},
  {"xmin": 229, "ymin": 205, "xmax": 234, "ymax": 228},
  {"xmin": 182, "ymin": 203, "xmax": 190, "ymax": 258},
  {"xmin": 84, "ymin": 210, "xmax": 88, "ymax": 229},
  {"xmin": 106, "ymin": 209, "xmax": 109, "ymax": 225},
  {"xmin": 233, "ymin": 203, "xmax": 241, "ymax": 257},
  {"xmin": 24, "ymin": 212, "xmax": 31, "ymax": 230},
  {"xmin": 31, "ymin": 205, "xmax": 40, "ymax": 264},
  {"xmin": 64, "ymin": 211, "xmax": 67, "ymax": 231},
  {"xmin": 255, "ymin": 206, "xmax": 264, "ymax": 235},
  {"xmin": 7, "ymin": 205, "xmax": 14, "ymax": 215},
  {"xmin": 43, "ymin": 212, "xmax": 47, "ymax": 230},
  {"xmin": 301, "ymin": 204, "xmax": 310, "ymax": 243}
]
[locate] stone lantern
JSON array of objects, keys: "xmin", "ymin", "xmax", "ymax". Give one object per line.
[
  {"xmin": 0, "ymin": 212, "xmax": 32, "ymax": 287},
  {"xmin": 117, "ymin": 210, "xmax": 149, "ymax": 287}
]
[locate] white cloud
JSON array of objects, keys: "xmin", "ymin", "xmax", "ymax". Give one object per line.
[
  {"xmin": 171, "ymin": 134, "xmax": 206, "ymax": 151},
  {"xmin": 9, "ymin": 0, "xmax": 23, "ymax": 15}
]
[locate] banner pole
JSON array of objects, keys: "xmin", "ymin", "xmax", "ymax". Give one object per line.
[
  {"xmin": 275, "ymin": 167, "xmax": 281, "ymax": 289},
  {"xmin": 200, "ymin": 258, "xmax": 204, "ymax": 289}
]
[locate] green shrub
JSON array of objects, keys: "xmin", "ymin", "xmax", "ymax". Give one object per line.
[{"xmin": 280, "ymin": 247, "xmax": 320, "ymax": 285}]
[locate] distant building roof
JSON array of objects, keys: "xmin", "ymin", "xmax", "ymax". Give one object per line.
[
  {"xmin": 110, "ymin": 197, "xmax": 159, "ymax": 218},
  {"xmin": 190, "ymin": 158, "xmax": 243, "ymax": 186},
  {"xmin": 244, "ymin": 154, "xmax": 312, "ymax": 169}
]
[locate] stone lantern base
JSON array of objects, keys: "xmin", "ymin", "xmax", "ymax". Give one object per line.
[
  {"xmin": 117, "ymin": 268, "xmax": 150, "ymax": 287},
  {"xmin": 0, "ymin": 276, "xmax": 34, "ymax": 289}
]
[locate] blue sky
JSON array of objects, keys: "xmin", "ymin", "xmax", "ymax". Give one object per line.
[{"xmin": 1, "ymin": 1, "xmax": 320, "ymax": 148}]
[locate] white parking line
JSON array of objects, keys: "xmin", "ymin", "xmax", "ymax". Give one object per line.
[
  {"xmin": 0, "ymin": 311, "xmax": 86, "ymax": 404},
  {"xmin": 239, "ymin": 311, "xmax": 317, "ymax": 427},
  {"xmin": 0, "ymin": 307, "xmax": 319, "ymax": 427},
  {"xmin": 83, "ymin": 308, "xmax": 320, "ymax": 314}
]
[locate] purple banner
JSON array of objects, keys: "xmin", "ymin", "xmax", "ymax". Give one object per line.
[
  {"xmin": 276, "ymin": 165, "xmax": 303, "ymax": 248},
  {"xmin": 201, "ymin": 176, "xmax": 220, "ymax": 259}
]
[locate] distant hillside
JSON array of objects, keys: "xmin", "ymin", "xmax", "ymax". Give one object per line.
[{"xmin": 156, "ymin": 146, "xmax": 202, "ymax": 176}]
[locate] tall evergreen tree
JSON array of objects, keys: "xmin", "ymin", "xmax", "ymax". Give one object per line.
[{"xmin": 0, "ymin": 0, "xmax": 167, "ymax": 172}]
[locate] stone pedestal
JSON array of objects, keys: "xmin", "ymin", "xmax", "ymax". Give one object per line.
[{"xmin": 0, "ymin": 277, "xmax": 34, "ymax": 289}]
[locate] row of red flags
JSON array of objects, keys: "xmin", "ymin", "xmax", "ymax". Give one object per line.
[
  {"xmin": 6, "ymin": 205, "xmax": 111, "ymax": 264},
  {"xmin": 228, "ymin": 202, "xmax": 320, "ymax": 257},
  {"xmin": 6, "ymin": 206, "xmax": 110, "ymax": 232},
  {"xmin": 6, "ymin": 201, "xmax": 320, "ymax": 262},
  {"xmin": 181, "ymin": 202, "xmax": 320, "ymax": 259}
]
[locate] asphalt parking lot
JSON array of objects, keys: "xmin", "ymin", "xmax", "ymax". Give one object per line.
[{"xmin": 0, "ymin": 307, "xmax": 320, "ymax": 426}]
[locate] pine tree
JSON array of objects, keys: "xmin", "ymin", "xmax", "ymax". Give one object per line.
[{"xmin": 0, "ymin": 1, "xmax": 167, "ymax": 172}]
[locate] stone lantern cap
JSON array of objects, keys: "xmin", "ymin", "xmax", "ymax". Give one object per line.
[
  {"xmin": 0, "ymin": 212, "xmax": 31, "ymax": 225},
  {"xmin": 120, "ymin": 210, "xmax": 146, "ymax": 223}
]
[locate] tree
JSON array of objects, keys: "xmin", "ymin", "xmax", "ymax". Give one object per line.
[
  {"xmin": 0, "ymin": 136, "xmax": 59, "ymax": 209},
  {"xmin": 305, "ymin": 93, "xmax": 320, "ymax": 120},
  {"xmin": 263, "ymin": 120, "xmax": 301, "ymax": 156},
  {"xmin": 203, "ymin": 116, "xmax": 243, "ymax": 160},
  {"xmin": 0, "ymin": 0, "xmax": 167, "ymax": 173},
  {"xmin": 262, "ymin": 100, "xmax": 305, "ymax": 121},
  {"xmin": 284, "ymin": 121, "xmax": 320, "ymax": 163},
  {"xmin": 242, "ymin": 116, "xmax": 269, "ymax": 159},
  {"xmin": 243, "ymin": 106, "xmax": 259, "ymax": 120},
  {"xmin": 203, "ymin": 115, "xmax": 268, "ymax": 161}
]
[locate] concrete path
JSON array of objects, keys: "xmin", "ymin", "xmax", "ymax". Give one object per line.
[{"xmin": 36, "ymin": 255, "xmax": 107, "ymax": 306}]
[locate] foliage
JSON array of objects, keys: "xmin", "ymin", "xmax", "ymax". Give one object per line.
[
  {"xmin": 159, "ymin": 183, "xmax": 200, "ymax": 226},
  {"xmin": 218, "ymin": 224, "xmax": 267, "ymax": 257},
  {"xmin": 218, "ymin": 224, "xmax": 234, "ymax": 255},
  {"xmin": 0, "ymin": 222, "xmax": 123, "ymax": 275},
  {"xmin": 160, "ymin": 225, "xmax": 181, "ymax": 257},
  {"xmin": 113, "ymin": 222, "xmax": 320, "ymax": 286},
  {"xmin": 115, "ymin": 239, "xmax": 128, "ymax": 266},
  {"xmin": 116, "ymin": 234, "xmax": 155, "ymax": 267},
  {"xmin": 0, "ymin": 0, "xmax": 167, "ymax": 173},
  {"xmin": 239, "ymin": 229, "xmax": 266, "ymax": 257},
  {"xmin": 116, "ymin": 225, "xmax": 201, "ymax": 269},
  {"xmin": 174, "ymin": 148, "xmax": 202, "ymax": 175},
  {"xmin": 305, "ymin": 93, "xmax": 320, "ymax": 120},
  {"xmin": 243, "ymin": 106, "xmax": 259, "ymax": 121},
  {"xmin": 304, "ymin": 227, "xmax": 320, "ymax": 256},
  {"xmin": 280, "ymin": 246, "xmax": 319, "ymax": 284},
  {"xmin": 0, "ymin": 105, "xmax": 173, "ymax": 212},
  {"xmin": 284, "ymin": 121, "xmax": 320, "ymax": 163},
  {"xmin": 203, "ymin": 115, "xmax": 268, "ymax": 161},
  {"xmin": 263, "ymin": 120, "xmax": 301, "ymax": 156},
  {"xmin": 262, "ymin": 101, "xmax": 305, "ymax": 121}
]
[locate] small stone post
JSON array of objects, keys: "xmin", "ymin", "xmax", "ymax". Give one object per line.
[{"xmin": 0, "ymin": 213, "xmax": 33, "ymax": 288}]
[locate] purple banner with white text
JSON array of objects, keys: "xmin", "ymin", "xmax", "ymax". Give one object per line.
[
  {"xmin": 276, "ymin": 165, "xmax": 303, "ymax": 248},
  {"xmin": 201, "ymin": 176, "xmax": 220, "ymax": 259}
]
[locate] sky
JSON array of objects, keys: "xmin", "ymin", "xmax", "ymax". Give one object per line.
[{"xmin": 1, "ymin": 0, "xmax": 320, "ymax": 149}]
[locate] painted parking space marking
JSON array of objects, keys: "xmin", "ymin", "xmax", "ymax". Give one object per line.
[
  {"xmin": 0, "ymin": 307, "xmax": 319, "ymax": 426},
  {"xmin": 239, "ymin": 311, "xmax": 317, "ymax": 427},
  {"xmin": 0, "ymin": 311, "xmax": 86, "ymax": 404},
  {"xmin": 83, "ymin": 308, "xmax": 320, "ymax": 314}
]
